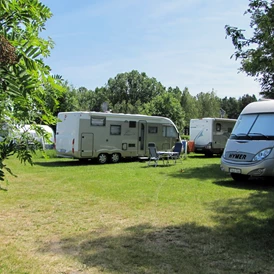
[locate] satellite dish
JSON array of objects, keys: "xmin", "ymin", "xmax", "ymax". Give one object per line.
[
  {"xmin": 101, "ymin": 102, "xmax": 108, "ymax": 112},
  {"xmin": 220, "ymin": 108, "xmax": 226, "ymax": 118}
]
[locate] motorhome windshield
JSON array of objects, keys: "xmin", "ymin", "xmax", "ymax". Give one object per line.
[{"xmin": 231, "ymin": 113, "xmax": 274, "ymax": 140}]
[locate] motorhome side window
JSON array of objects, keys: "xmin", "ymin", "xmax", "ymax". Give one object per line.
[
  {"xmin": 90, "ymin": 117, "xmax": 106, "ymax": 126},
  {"xmin": 110, "ymin": 125, "xmax": 121, "ymax": 135},
  {"xmin": 216, "ymin": 123, "xmax": 221, "ymax": 132},
  {"xmin": 148, "ymin": 126, "xmax": 158, "ymax": 134},
  {"xmin": 129, "ymin": 121, "xmax": 136, "ymax": 128},
  {"xmin": 162, "ymin": 126, "xmax": 177, "ymax": 138}
]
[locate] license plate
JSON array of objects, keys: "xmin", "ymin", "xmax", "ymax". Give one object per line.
[{"xmin": 229, "ymin": 168, "xmax": 241, "ymax": 174}]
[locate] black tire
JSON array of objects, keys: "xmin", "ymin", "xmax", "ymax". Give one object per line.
[
  {"xmin": 110, "ymin": 153, "xmax": 120, "ymax": 163},
  {"xmin": 231, "ymin": 173, "xmax": 250, "ymax": 182},
  {"xmin": 98, "ymin": 153, "xmax": 108, "ymax": 164}
]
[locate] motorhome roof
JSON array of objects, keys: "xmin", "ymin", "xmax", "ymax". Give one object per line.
[
  {"xmin": 241, "ymin": 100, "xmax": 274, "ymax": 114},
  {"xmin": 58, "ymin": 111, "xmax": 178, "ymax": 128},
  {"xmin": 60, "ymin": 111, "xmax": 163, "ymax": 117},
  {"xmin": 59, "ymin": 111, "xmax": 172, "ymax": 121},
  {"xmin": 191, "ymin": 118, "xmax": 236, "ymax": 122}
]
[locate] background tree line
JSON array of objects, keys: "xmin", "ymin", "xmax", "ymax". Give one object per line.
[{"xmin": 48, "ymin": 70, "xmax": 257, "ymax": 133}]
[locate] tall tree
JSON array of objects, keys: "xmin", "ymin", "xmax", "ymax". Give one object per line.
[
  {"xmin": 180, "ymin": 87, "xmax": 199, "ymax": 126},
  {"xmin": 167, "ymin": 86, "xmax": 182, "ymax": 101},
  {"xmin": 221, "ymin": 97, "xmax": 240, "ymax": 119},
  {"xmin": 238, "ymin": 93, "xmax": 257, "ymax": 111},
  {"xmin": 107, "ymin": 70, "xmax": 165, "ymax": 112},
  {"xmin": 196, "ymin": 90, "xmax": 221, "ymax": 118},
  {"xmin": 225, "ymin": 0, "xmax": 274, "ymax": 98},
  {"xmin": 54, "ymin": 81, "xmax": 79, "ymax": 114},
  {"xmin": 76, "ymin": 86, "xmax": 95, "ymax": 111},
  {"xmin": 143, "ymin": 92, "xmax": 185, "ymax": 132},
  {"xmin": 0, "ymin": 0, "xmax": 63, "ymax": 182},
  {"xmin": 92, "ymin": 87, "xmax": 111, "ymax": 112}
]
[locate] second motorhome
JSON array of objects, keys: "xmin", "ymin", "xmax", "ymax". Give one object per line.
[
  {"xmin": 18, "ymin": 125, "xmax": 55, "ymax": 150},
  {"xmin": 0, "ymin": 123, "xmax": 55, "ymax": 149},
  {"xmin": 189, "ymin": 118, "xmax": 236, "ymax": 156},
  {"xmin": 56, "ymin": 111, "xmax": 181, "ymax": 163}
]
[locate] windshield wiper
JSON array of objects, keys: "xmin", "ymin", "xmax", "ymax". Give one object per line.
[
  {"xmin": 230, "ymin": 133, "xmax": 250, "ymax": 139},
  {"xmin": 248, "ymin": 133, "xmax": 269, "ymax": 139}
]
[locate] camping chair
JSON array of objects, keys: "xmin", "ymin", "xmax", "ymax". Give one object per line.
[
  {"xmin": 171, "ymin": 142, "xmax": 183, "ymax": 163},
  {"xmin": 148, "ymin": 146, "xmax": 161, "ymax": 167}
]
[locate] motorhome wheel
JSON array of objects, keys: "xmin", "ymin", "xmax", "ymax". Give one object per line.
[
  {"xmin": 111, "ymin": 153, "xmax": 120, "ymax": 163},
  {"xmin": 98, "ymin": 153, "xmax": 108, "ymax": 164}
]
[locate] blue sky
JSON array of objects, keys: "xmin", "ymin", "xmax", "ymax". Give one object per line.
[{"xmin": 41, "ymin": 0, "xmax": 262, "ymax": 99}]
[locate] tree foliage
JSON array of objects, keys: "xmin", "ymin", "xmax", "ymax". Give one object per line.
[
  {"xmin": 60, "ymin": 69, "xmax": 257, "ymax": 133},
  {"xmin": 196, "ymin": 90, "xmax": 221, "ymax": 118},
  {"xmin": 107, "ymin": 70, "xmax": 166, "ymax": 113},
  {"xmin": 225, "ymin": 0, "xmax": 274, "ymax": 98},
  {"xmin": 0, "ymin": 0, "xmax": 63, "ymax": 182},
  {"xmin": 180, "ymin": 88, "xmax": 199, "ymax": 122},
  {"xmin": 221, "ymin": 97, "xmax": 240, "ymax": 119},
  {"xmin": 238, "ymin": 93, "xmax": 257, "ymax": 110},
  {"xmin": 103, "ymin": 71, "xmax": 185, "ymax": 130}
]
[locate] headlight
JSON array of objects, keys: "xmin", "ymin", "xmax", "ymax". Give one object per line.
[
  {"xmin": 252, "ymin": 148, "xmax": 272, "ymax": 162},
  {"xmin": 205, "ymin": 142, "xmax": 212, "ymax": 149}
]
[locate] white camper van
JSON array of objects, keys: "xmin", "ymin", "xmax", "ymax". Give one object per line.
[
  {"xmin": 55, "ymin": 111, "xmax": 181, "ymax": 163},
  {"xmin": 38, "ymin": 125, "xmax": 55, "ymax": 149},
  {"xmin": 189, "ymin": 118, "xmax": 236, "ymax": 156},
  {"xmin": 1, "ymin": 124, "xmax": 55, "ymax": 149},
  {"xmin": 17, "ymin": 125, "xmax": 55, "ymax": 149},
  {"xmin": 221, "ymin": 100, "xmax": 274, "ymax": 181},
  {"xmin": 0, "ymin": 122, "xmax": 9, "ymax": 142}
]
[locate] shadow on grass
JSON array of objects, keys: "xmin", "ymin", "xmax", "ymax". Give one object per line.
[
  {"xmin": 39, "ymin": 190, "xmax": 274, "ymax": 274},
  {"xmin": 0, "ymin": 186, "xmax": 8, "ymax": 191},
  {"xmin": 214, "ymin": 179, "xmax": 274, "ymax": 191},
  {"xmin": 169, "ymin": 163, "xmax": 225, "ymax": 180},
  {"xmin": 34, "ymin": 159, "xmax": 96, "ymax": 167},
  {"xmin": 168, "ymin": 160, "xmax": 274, "ymax": 191},
  {"xmin": 187, "ymin": 154, "xmax": 221, "ymax": 159},
  {"xmin": 34, "ymin": 157, "xmax": 139, "ymax": 168}
]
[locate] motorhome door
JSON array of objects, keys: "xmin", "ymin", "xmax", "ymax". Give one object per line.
[
  {"xmin": 138, "ymin": 120, "xmax": 147, "ymax": 155},
  {"xmin": 81, "ymin": 133, "xmax": 94, "ymax": 157},
  {"xmin": 212, "ymin": 121, "xmax": 232, "ymax": 150}
]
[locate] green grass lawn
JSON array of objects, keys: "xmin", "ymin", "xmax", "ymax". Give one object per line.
[{"xmin": 1, "ymin": 152, "xmax": 274, "ymax": 274}]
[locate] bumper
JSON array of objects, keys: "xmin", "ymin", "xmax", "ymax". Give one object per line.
[{"xmin": 220, "ymin": 157, "xmax": 274, "ymax": 177}]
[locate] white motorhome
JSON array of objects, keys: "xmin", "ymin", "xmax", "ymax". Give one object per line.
[
  {"xmin": 15, "ymin": 125, "xmax": 55, "ymax": 149},
  {"xmin": 36, "ymin": 125, "xmax": 55, "ymax": 149},
  {"xmin": 1, "ymin": 124, "xmax": 55, "ymax": 149},
  {"xmin": 189, "ymin": 118, "xmax": 236, "ymax": 156},
  {"xmin": 55, "ymin": 111, "xmax": 181, "ymax": 163},
  {"xmin": 221, "ymin": 100, "xmax": 274, "ymax": 181},
  {"xmin": 0, "ymin": 122, "xmax": 9, "ymax": 142}
]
